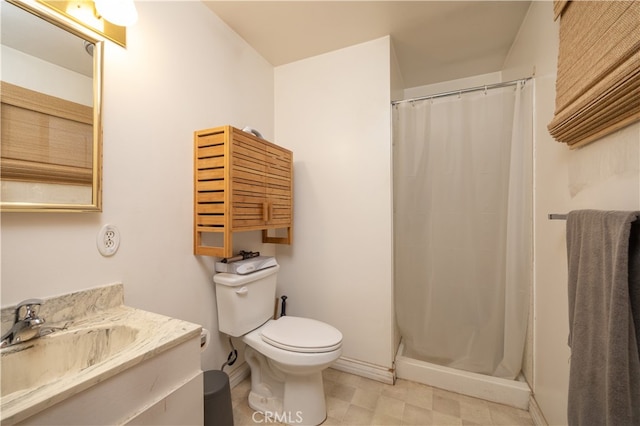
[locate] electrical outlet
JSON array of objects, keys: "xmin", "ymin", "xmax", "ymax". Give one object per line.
[{"xmin": 97, "ymin": 224, "xmax": 120, "ymax": 256}]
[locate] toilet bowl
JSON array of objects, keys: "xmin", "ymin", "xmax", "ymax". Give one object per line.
[
  {"xmin": 243, "ymin": 317, "xmax": 342, "ymax": 425},
  {"xmin": 213, "ymin": 264, "xmax": 343, "ymax": 426}
]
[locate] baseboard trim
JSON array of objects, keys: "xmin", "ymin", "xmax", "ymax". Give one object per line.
[
  {"xmin": 227, "ymin": 362, "xmax": 251, "ymax": 389},
  {"xmin": 529, "ymin": 395, "xmax": 548, "ymax": 426},
  {"xmin": 226, "ymin": 357, "xmax": 395, "ymax": 387},
  {"xmin": 331, "ymin": 356, "xmax": 395, "ymax": 384}
]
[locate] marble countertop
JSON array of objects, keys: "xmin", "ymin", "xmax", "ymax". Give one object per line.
[{"xmin": 0, "ymin": 284, "xmax": 201, "ymax": 424}]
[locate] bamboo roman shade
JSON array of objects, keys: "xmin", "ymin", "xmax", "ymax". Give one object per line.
[
  {"xmin": 1, "ymin": 81, "xmax": 93, "ymax": 185},
  {"xmin": 548, "ymin": 0, "xmax": 640, "ymax": 148}
]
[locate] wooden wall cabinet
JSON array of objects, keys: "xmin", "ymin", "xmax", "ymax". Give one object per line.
[{"xmin": 194, "ymin": 126, "xmax": 293, "ymax": 257}]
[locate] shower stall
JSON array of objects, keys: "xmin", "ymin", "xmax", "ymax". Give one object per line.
[{"xmin": 392, "ymin": 79, "xmax": 533, "ymax": 408}]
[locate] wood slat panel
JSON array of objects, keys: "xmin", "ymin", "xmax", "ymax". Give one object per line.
[
  {"xmin": 266, "ymin": 144, "xmax": 292, "ymax": 156},
  {"xmin": 198, "ymin": 145, "xmax": 224, "ymax": 158},
  {"xmin": 234, "ymin": 144, "xmax": 266, "ymax": 164},
  {"xmin": 267, "ymin": 165, "xmax": 291, "ymax": 178},
  {"xmin": 197, "ymin": 180, "xmax": 225, "ymax": 191},
  {"xmin": 232, "ymin": 194, "xmax": 266, "ymax": 203},
  {"xmin": 267, "ymin": 187, "xmax": 291, "ymax": 198},
  {"xmin": 233, "ymin": 168, "xmax": 266, "ymax": 184},
  {"xmin": 269, "ymin": 201, "xmax": 292, "ymax": 209},
  {"xmin": 233, "ymin": 156, "xmax": 267, "ymax": 173},
  {"xmin": 195, "ymin": 127, "xmax": 229, "ymax": 256},
  {"xmin": 272, "ymin": 205, "xmax": 292, "ymax": 214},
  {"xmin": 197, "ymin": 192, "xmax": 225, "ymax": 203},
  {"xmin": 195, "ymin": 245, "xmax": 226, "ymax": 257},
  {"xmin": 235, "ymin": 173, "xmax": 265, "ymax": 186},
  {"xmin": 197, "ymin": 204, "xmax": 225, "ymax": 214},
  {"xmin": 234, "ymin": 133, "xmax": 266, "ymax": 153},
  {"xmin": 267, "ymin": 185, "xmax": 291, "ymax": 194},
  {"xmin": 197, "ymin": 131, "xmax": 225, "ymax": 147},
  {"xmin": 197, "ymin": 157, "xmax": 224, "ymax": 169},
  {"xmin": 267, "ymin": 175, "xmax": 291, "ymax": 187},
  {"xmin": 197, "ymin": 169, "xmax": 224, "ymax": 180},
  {"xmin": 233, "ymin": 193, "xmax": 264, "ymax": 202},
  {"xmin": 271, "ymin": 205, "xmax": 292, "ymax": 215},
  {"xmin": 267, "ymin": 191, "xmax": 292, "ymax": 200},
  {"xmin": 232, "ymin": 218, "xmax": 266, "ymax": 228},
  {"xmin": 196, "ymin": 215, "xmax": 225, "ymax": 226},
  {"xmin": 269, "ymin": 168, "xmax": 291, "ymax": 178},
  {"xmin": 266, "ymin": 152, "xmax": 292, "ymax": 166},
  {"xmin": 234, "ymin": 175, "xmax": 267, "ymax": 185},
  {"xmin": 268, "ymin": 220, "xmax": 292, "ymax": 227},
  {"xmin": 271, "ymin": 214, "xmax": 292, "ymax": 221},
  {"xmin": 232, "ymin": 207, "xmax": 264, "ymax": 218},
  {"xmin": 233, "ymin": 181, "xmax": 266, "ymax": 194}
]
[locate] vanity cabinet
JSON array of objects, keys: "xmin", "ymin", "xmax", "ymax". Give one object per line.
[{"xmin": 194, "ymin": 126, "xmax": 293, "ymax": 257}]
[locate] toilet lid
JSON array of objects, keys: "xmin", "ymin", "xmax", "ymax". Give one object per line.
[{"xmin": 260, "ymin": 316, "xmax": 343, "ymax": 353}]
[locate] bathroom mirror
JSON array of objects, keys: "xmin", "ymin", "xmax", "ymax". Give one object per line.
[{"xmin": 0, "ymin": 0, "xmax": 103, "ymax": 212}]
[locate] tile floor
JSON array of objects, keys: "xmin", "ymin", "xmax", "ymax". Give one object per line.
[{"xmin": 231, "ymin": 368, "xmax": 534, "ymax": 425}]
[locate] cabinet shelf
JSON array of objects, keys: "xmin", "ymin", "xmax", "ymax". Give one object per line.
[{"xmin": 194, "ymin": 125, "xmax": 293, "ymax": 257}]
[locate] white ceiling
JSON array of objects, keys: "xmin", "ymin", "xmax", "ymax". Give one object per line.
[{"xmin": 203, "ymin": 1, "xmax": 532, "ymax": 89}]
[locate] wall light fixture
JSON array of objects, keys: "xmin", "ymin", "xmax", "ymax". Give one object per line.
[{"xmin": 93, "ymin": 0, "xmax": 137, "ymax": 27}]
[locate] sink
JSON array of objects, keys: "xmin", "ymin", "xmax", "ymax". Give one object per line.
[
  {"xmin": 0, "ymin": 287, "xmax": 201, "ymax": 426},
  {"xmin": 1, "ymin": 325, "xmax": 138, "ymax": 397}
]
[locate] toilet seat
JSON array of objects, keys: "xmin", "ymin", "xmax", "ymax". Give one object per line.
[{"xmin": 260, "ymin": 316, "xmax": 342, "ymax": 353}]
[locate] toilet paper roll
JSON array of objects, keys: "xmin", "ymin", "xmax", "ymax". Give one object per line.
[{"xmin": 200, "ymin": 328, "xmax": 210, "ymax": 352}]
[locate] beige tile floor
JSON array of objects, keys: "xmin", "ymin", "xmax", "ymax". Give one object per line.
[{"xmin": 231, "ymin": 368, "xmax": 534, "ymax": 425}]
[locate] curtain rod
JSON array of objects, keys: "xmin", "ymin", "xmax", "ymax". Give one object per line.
[{"xmin": 392, "ymin": 77, "xmax": 533, "ymax": 106}]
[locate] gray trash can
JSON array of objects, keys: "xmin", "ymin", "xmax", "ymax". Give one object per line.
[{"xmin": 204, "ymin": 370, "xmax": 234, "ymax": 426}]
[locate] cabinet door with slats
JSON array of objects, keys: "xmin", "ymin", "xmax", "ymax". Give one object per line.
[
  {"xmin": 231, "ymin": 132, "xmax": 268, "ymax": 230},
  {"xmin": 265, "ymin": 145, "xmax": 292, "ymax": 227}
]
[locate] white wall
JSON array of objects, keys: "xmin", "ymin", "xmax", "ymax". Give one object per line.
[
  {"xmin": 390, "ymin": 41, "xmax": 404, "ymax": 103},
  {"xmin": 0, "ymin": 1, "xmax": 275, "ymax": 374},
  {"xmin": 1, "ymin": 46, "xmax": 92, "ymax": 105},
  {"xmin": 503, "ymin": 2, "xmax": 640, "ymax": 425},
  {"xmin": 273, "ymin": 37, "xmax": 395, "ymax": 370},
  {"xmin": 390, "ymin": 39, "xmax": 403, "ymax": 359}
]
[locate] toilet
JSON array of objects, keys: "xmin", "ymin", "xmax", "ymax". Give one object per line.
[{"xmin": 214, "ymin": 264, "xmax": 342, "ymax": 426}]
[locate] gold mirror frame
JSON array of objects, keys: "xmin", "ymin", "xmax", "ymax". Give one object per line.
[{"xmin": 1, "ymin": 0, "xmax": 103, "ymax": 212}]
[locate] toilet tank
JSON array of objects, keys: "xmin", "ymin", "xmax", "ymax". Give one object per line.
[{"xmin": 213, "ymin": 265, "xmax": 279, "ymax": 337}]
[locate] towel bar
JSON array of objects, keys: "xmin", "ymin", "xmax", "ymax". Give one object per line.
[{"xmin": 548, "ymin": 213, "xmax": 568, "ymax": 220}]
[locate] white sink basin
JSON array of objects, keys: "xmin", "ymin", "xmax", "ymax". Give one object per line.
[
  {"xmin": 0, "ymin": 300, "xmax": 201, "ymax": 426},
  {"xmin": 1, "ymin": 325, "xmax": 138, "ymax": 397}
]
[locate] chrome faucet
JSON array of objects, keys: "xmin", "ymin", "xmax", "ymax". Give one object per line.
[{"xmin": 0, "ymin": 299, "xmax": 46, "ymax": 348}]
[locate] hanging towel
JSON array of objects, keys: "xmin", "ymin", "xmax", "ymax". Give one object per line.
[{"xmin": 566, "ymin": 210, "xmax": 640, "ymax": 426}]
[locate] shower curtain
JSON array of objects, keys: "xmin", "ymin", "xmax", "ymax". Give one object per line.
[{"xmin": 393, "ymin": 81, "xmax": 533, "ymax": 379}]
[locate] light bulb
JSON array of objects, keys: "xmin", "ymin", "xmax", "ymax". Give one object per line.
[{"xmin": 94, "ymin": 0, "xmax": 138, "ymax": 27}]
